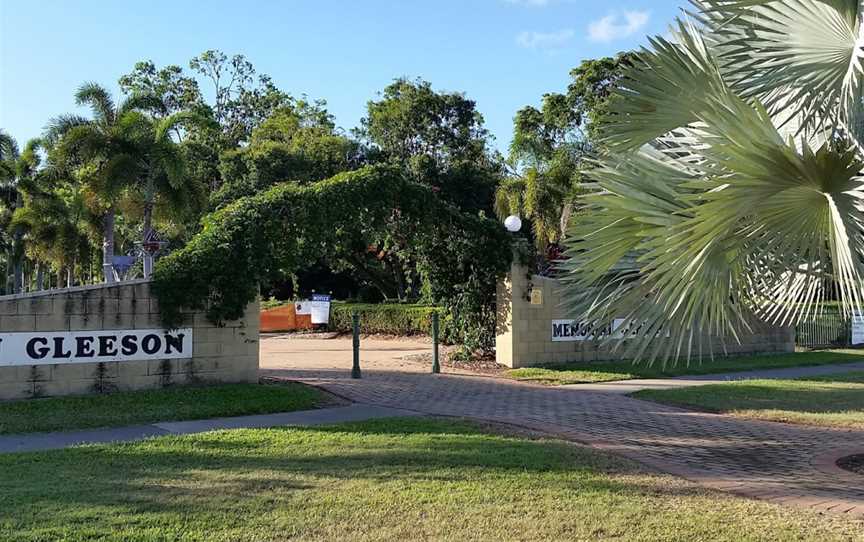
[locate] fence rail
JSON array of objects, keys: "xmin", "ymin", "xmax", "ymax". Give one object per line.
[{"xmin": 795, "ymin": 311, "xmax": 851, "ymax": 348}]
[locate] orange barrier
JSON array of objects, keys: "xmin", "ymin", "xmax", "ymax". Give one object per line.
[{"xmin": 260, "ymin": 304, "xmax": 314, "ymax": 332}]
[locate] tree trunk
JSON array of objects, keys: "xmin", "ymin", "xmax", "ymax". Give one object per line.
[
  {"xmin": 102, "ymin": 205, "xmax": 116, "ymax": 283},
  {"xmin": 142, "ymin": 200, "xmax": 154, "ymax": 278}
]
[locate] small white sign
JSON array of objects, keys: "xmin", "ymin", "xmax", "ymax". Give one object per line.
[
  {"xmin": 852, "ymin": 313, "xmax": 864, "ymax": 345},
  {"xmin": 0, "ymin": 328, "xmax": 193, "ymax": 367},
  {"xmin": 308, "ymin": 301, "xmax": 331, "ymax": 324}
]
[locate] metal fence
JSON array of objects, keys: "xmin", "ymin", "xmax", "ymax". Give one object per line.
[{"xmin": 795, "ymin": 311, "xmax": 851, "ymax": 348}]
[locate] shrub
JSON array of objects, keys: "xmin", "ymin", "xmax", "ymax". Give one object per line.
[{"xmin": 328, "ymin": 303, "xmax": 451, "ymax": 339}]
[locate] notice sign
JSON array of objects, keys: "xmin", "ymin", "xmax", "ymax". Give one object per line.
[
  {"xmin": 309, "ymin": 294, "xmax": 331, "ymax": 324},
  {"xmin": 0, "ymin": 328, "xmax": 193, "ymax": 367},
  {"xmin": 853, "ymin": 314, "xmax": 864, "ymax": 345}
]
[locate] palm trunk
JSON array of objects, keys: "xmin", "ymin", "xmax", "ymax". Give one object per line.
[
  {"xmin": 142, "ymin": 199, "xmax": 154, "ymax": 278},
  {"xmin": 102, "ymin": 205, "xmax": 116, "ymax": 283}
]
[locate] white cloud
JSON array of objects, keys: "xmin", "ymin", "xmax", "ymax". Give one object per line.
[
  {"xmin": 588, "ymin": 10, "xmax": 650, "ymax": 43},
  {"xmin": 505, "ymin": 0, "xmax": 552, "ymax": 7},
  {"xmin": 516, "ymin": 29, "xmax": 575, "ymax": 50}
]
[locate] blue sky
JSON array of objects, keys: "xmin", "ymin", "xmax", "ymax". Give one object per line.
[{"xmin": 0, "ymin": 0, "xmax": 685, "ymax": 151}]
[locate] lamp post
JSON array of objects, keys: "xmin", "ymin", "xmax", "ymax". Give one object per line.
[
  {"xmin": 431, "ymin": 312, "xmax": 440, "ymax": 374},
  {"xmin": 504, "ymin": 215, "xmax": 522, "ymax": 233}
]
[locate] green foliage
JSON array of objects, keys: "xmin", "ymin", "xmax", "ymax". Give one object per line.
[
  {"xmin": 329, "ymin": 302, "xmax": 449, "ymax": 338},
  {"xmin": 503, "ymin": 54, "xmax": 632, "ymax": 255},
  {"xmin": 153, "ymin": 165, "xmax": 512, "ymax": 353},
  {"xmin": 358, "ymin": 77, "xmax": 501, "ymax": 214},
  {"xmin": 561, "ymin": 6, "xmax": 864, "ymax": 363}
]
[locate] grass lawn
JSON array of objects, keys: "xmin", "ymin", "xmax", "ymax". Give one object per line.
[
  {"xmin": 633, "ymin": 372, "xmax": 864, "ymax": 430},
  {"xmin": 0, "ymin": 418, "xmax": 860, "ymax": 541},
  {"xmin": 506, "ymin": 349, "xmax": 864, "ymax": 385},
  {"xmin": 0, "ymin": 383, "xmax": 323, "ymax": 435}
]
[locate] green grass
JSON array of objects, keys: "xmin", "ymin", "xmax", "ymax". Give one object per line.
[
  {"xmin": 506, "ymin": 349, "xmax": 864, "ymax": 385},
  {"xmin": 0, "ymin": 418, "xmax": 860, "ymax": 541},
  {"xmin": 0, "ymin": 383, "xmax": 323, "ymax": 435},
  {"xmin": 633, "ymin": 372, "xmax": 864, "ymax": 429}
]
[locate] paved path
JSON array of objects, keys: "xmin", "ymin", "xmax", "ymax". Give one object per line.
[
  {"xmin": 261, "ymin": 336, "xmax": 864, "ymax": 517},
  {"xmin": 563, "ymin": 361, "xmax": 864, "ymax": 394},
  {"xmin": 0, "ymin": 405, "xmax": 418, "ymax": 454}
]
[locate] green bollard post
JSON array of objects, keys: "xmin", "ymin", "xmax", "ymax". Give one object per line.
[
  {"xmin": 431, "ymin": 312, "xmax": 440, "ymax": 374},
  {"xmin": 351, "ymin": 311, "xmax": 362, "ymax": 379}
]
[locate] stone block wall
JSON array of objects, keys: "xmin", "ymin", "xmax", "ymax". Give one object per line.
[
  {"xmin": 495, "ymin": 264, "xmax": 795, "ymax": 368},
  {"xmin": 0, "ymin": 280, "xmax": 259, "ymax": 400}
]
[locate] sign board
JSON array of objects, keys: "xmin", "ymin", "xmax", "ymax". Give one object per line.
[
  {"xmin": 294, "ymin": 295, "xmax": 331, "ymax": 324},
  {"xmin": 308, "ymin": 295, "xmax": 331, "ymax": 324},
  {"xmin": 853, "ymin": 313, "xmax": 864, "ymax": 345},
  {"xmin": 0, "ymin": 328, "xmax": 193, "ymax": 367},
  {"xmin": 552, "ymin": 319, "xmax": 624, "ymax": 342},
  {"xmin": 552, "ymin": 318, "xmax": 669, "ymax": 342},
  {"xmin": 529, "ymin": 288, "xmax": 543, "ymax": 305}
]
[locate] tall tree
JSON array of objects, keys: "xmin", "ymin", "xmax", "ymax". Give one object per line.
[
  {"xmin": 499, "ymin": 54, "xmax": 632, "ymax": 254},
  {"xmin": 0, "ymin": 130, "xmax": 25, "ymax": 292},
  {"xmin": 358, "ymin": 78, "xmax": 500, "ymax": 214},
  {"xmin": 46, "ymin": 83, "xmax": 149, "ymax": 283}
]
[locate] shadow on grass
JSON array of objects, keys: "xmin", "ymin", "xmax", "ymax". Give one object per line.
[{"xmin": 0, "ymin": 418, "xmax": 714, "ymax": 528}]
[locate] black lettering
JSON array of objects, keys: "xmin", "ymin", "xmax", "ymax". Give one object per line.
[
  {"xmin": 164, "ymin": 333, "xmax": 184, "ymax": 355},
  {"xmin": 552, "ymin": 324, "xmax": 564, "ymax": 338},
  {"xmin": 26, "ymin": 337, "xmax": 49, "ymax": 359},
  {"xmin": 75, "ymin": 336, "xmax": 95, "ymax": 357},
  {"xmin": 142, "ymin": 334, "xmax": 161, "ymax": 355},
  {"xmin": 52, "ymin": 337, "xmax": 71, "ymax": 358},
  {"xmin": 98, "ymin": 335, "xmax": 118, "ymax": 357},
  {"xmin": 121, "ymin": 335, "xmax": 138, "ymax": 356}
]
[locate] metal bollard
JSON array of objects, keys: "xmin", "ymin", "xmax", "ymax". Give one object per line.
[
  {"xmin": 351, "ymin": 311, "xmax": 362, "ymax": 379},
  {"xmin": 431, "ymin": 312, "xmax": 440, "ymax": 374}
]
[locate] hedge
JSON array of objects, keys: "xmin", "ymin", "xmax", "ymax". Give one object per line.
[{"xmin": 328, "ymin": 303, "xmax": 451, "ymax": 339}]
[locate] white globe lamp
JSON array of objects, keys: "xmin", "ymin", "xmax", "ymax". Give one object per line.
[{"xmin": 504, "ymin": 215, "xmax": 522, "ymax": 233}]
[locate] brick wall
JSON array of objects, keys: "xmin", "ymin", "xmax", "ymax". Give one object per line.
[
  {"xmin": 495, "ymin": 264, "xmax": 794, "ymax": 368},
  {"xmin": 0, "ymin": 280, "xmax": 259, "ymax": 400}
]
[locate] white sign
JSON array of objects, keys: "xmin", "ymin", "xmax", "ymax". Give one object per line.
[
  {"xmin": 853, "ymin": 314, "xmax": 864, "ymax": 345},
  {"xmin": 552, "ymin": 319, "xmax": 624, "ymax": 342},
  {"xmin": 552, "ymin": 318, "xmax": 669, "ymax": 342},
  {"xmin": 294, "ymin": 296, "xmax": 331, "ymax": 324},
  {"xmin": 0, "ymin": 328, "xmax": 193, "ymax": 367}
]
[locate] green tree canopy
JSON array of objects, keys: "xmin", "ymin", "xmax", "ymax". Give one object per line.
[{"xmin": 358, "ymin": 78, "xmax": 500, "ymax": 214}]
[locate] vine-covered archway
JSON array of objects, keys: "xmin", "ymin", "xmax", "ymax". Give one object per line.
[{"xmin": 152, "ymin": 165, "xmax": 514, "ymax": 352}]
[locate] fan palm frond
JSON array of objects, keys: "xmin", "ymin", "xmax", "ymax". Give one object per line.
[{"xmin": 562, "ymin": 0, "xmax": 864, "ymax": 363}]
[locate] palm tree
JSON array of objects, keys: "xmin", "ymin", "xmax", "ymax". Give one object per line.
[
  {"xmin": 46, "ymin": 82, "xmax": 148, "ymax": 283},
  {"xmin": 560, "ymin": 1, "xmax": 864, "ymax": 363},
  {"xmin": 494, "ymin": 163, "xmax": 578, "ymax": 254},
  {"xmin": 0, "ymin": 131, "xmax": 44, "ymax": 293},
  {"xmin": 134, "ymin": 111, "xmax": 204, "ymax": 277}
]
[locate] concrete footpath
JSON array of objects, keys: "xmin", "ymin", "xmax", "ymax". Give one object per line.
[
  {"xmin": 562, "ymin": 361, "xmax": 864, "ymax": 394},
  {"xmin": 0, "ymin": 404, "xmax": 420, "ymax": 454}
]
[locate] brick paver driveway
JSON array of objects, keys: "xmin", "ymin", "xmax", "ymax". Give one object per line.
[{"xmin": 261, "ymin": 335, "xmax": 864, "ymax": 517}]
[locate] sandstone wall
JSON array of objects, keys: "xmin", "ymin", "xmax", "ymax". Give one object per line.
[
  {"xmin": 0, "ymin": 280, "xmax": 259, "ymax": 400},
  {"xmin": 496, "ymin": 264, "xmax": 794, "ymax": 368}
]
